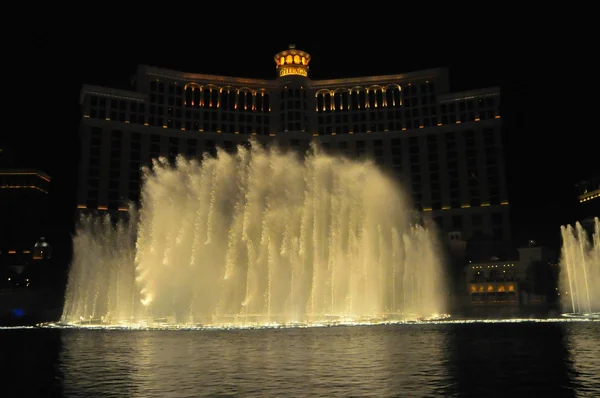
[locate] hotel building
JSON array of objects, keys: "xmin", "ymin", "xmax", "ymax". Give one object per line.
[{"xmin": 76, "ymin": 45, "xmax": 509, "ymax": 242}]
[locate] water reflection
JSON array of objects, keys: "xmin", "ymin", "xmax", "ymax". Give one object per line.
[
  {"xmin": 446, "ymin": 323, "xmax": 581, "ymax": 396},
  {"xmin": 2, "ymin": 322, "xmax": 599, "ymax": 397},
  {"xmin": 0, "ymin": 329, "xmax": 63, "ymax": 397},
  {"xmin": 59, "ymin": 325, "xmax": 450, "ymax": 397},
  {"xmin": 564, "ymin": 323, "xmax": 600, "ymax": 395}
]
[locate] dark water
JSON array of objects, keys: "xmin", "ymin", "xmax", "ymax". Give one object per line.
[{"xmin": 1, "ymin": 321, "xmax": 599, "ymax": 397}]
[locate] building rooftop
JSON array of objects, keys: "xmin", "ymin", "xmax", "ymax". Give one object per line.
[
  {"xmin": 0, "ymin": 169, "xmax": 51, "ymax": 182},
  {"xmin": 576, "ymin": 175, "xmax": 600, "ymax": 203}
]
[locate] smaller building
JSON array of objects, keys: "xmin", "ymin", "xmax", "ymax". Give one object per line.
[
  {"xmin": 0, "ymin": 237, "xmax": 61, "ymax": 325},
  {"xmin": 0, "ymin": 169, "xmax": 51, "ymax": 249},
  {"xmin": 576, "ymin": 175, "xmax": 600, "ymax": 220},
  {"xmin": 466, "ymin": 260, "xmax": 521, "ymax": 306},
  {"xmin": 0, "ymin": 237, "xmax": 53, "ymax": 290},
  {"xmin": 464, "ymin": 242, "xmax": 558, "ymax": 317}
]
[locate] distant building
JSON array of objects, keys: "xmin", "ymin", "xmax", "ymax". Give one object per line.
[
  {"xmin": 0, "ymin": 169, "xmax": 51, "ymax": 249},
  {"xmin": 0, "ymin": 237, "xmax": 52, "ymax": 290},
  {"xmin": 76, "ymin": 45, "xmax": 510, "ymax": 247},
  {"xmin": 0, "ymin": 237, "xmax": 59, "ymax": 324},
  {"xmin": 467, "ymin": 259, "xmax": 521, "ymax": 307},
  {"xmin": 576, "ymin": 175, "xmax": 599, "ymax": 222},
  {"xmin": 464, "ymin": 241, "xmax": 558, "ymax": 316}
]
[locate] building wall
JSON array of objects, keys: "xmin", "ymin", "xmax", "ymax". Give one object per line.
[
  {"xmin": 76, "ymin": 55, "xmax": 509, "ymax": 242},
  {"xmin": 466, "ymin": 260, "xmax": 522, "ymax": 306},
  {"xmin": 465, "ymin": 245, "xmax": 558, "ymax": 310}
]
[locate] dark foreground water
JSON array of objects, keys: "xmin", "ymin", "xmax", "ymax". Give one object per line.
[{"xmin": 1, "ymin": 321, "xmax": 599, "ymax": 397}]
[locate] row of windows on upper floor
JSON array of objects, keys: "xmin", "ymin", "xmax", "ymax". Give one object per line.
[
  {"xmin": 315, "ymin": 91, "xmax": 497, "ymax": 113},
  {"xmin": 87, "ymin": 128, "xmax": 503, "ymax": 178},
  {"xmin": 87, "ymin": 94, "xmax": 497, "ymax": 125},
  {"xmin": 86, "ymin": 98, "xmax": 497, "ymax": 127},
  {"xmin": 83, "ymin": 110, "xmax": 499, "ymax": 136},
  {"xmin": 315, "ymin": 113, "xmax": 500, "ymax": 134},
  {"xmin": 86, "ymin": 126, "xmax": 505, "ymax": 206},
  {"xmin": 145, "ymin": 79, "xmax": 441, "ymax": 110},
  {"xmin": 87, "ymin": 126, "xmax": 500, "ymax": 151},
  {"xmin": 85, "ymin": 176, "xmax": 505, "ymax": 217},
  {"xmin": 95, "ymin": 148, "xmax": 503, "ymax": 197},
  {"xmin": 149, "ymin": 78, "xmax": 431, "ymax": 97},
  {"xmin": 87, "ymin": 141, "xmax": 503, "ymax": 200},
  {"xmin": 317, "ymin": 108, "xmax": 498, "ymax": 125},
  {"xmin": 88, "ymin": 94, "xmax": 272, "ymax": 113}
]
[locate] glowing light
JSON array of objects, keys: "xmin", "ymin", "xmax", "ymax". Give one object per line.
[{"xmin": 279, "ymin": 67, "xmax": 308, "ymax": 77}]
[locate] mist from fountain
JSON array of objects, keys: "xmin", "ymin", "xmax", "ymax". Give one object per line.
[
  {"xmin": 61, "ymin": 141, "xmax": 447, "ymax": 328},
  {"xmin": 560, "ymin": 217, "xmax": 600, "ymax": 317}
]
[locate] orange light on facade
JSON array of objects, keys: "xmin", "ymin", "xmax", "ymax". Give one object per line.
[{"xmin": 275, "ymin": 46, "xmax": 311, "ymax": 77}]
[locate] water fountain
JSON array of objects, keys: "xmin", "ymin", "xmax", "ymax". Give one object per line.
[
  {"xmin": 61, "ymin": 141, "xmax": 448, "ymax": 329},
  {"xmin": 560, "ymin": 217, "xmax": 600, "ymax": 319}
]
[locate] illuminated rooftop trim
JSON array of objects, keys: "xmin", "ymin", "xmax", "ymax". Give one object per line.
[
  {"xmin": 309, "ymin": 68, "xmax": 446, "ymax": 88},
  {"xmin": 136, "ymin": 65, "xmax": 448, "ymax": 89},
  {"xmin": 140, "ymin": 65, "xmax": 276, "ymax": 88},
  {"xmin": 0, "ymin": 170, "xmax": 51, "ymax": 182},
  {"xmin": 438, "ymin": 87, "xmax": 500, "ymax": 103},
  {"xmin": 80, "ymin": 85, "xmax": 147, "ymax": 104},
  {"xmin": 579, "ymin": 188, "xmax": 600, "ymax": 203},
  {"xmin": 0, "ymin": 185, "xmax": 48, "ymax": 194},
  {"xmin": 470, "ymin": 262, "xmax": 517, "ymax": 269}
]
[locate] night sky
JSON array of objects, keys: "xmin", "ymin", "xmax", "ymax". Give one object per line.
[{"xmin": 7, "ymin": 32, "xmax": 594, "ymax": 265}]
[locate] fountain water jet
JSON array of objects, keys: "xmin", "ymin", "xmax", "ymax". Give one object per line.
[
  {"xmin": 560, "ymin": 217, "xmax": 600, "ymax": 318},
  {"xmin": 61, "ymin": 141, "xmax": 448, "ymax": 328}
]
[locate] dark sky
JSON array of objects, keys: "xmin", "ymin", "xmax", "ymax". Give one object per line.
[{"xmin": 7, "ymin": 32, "xmax": 595, "ymax": 261}]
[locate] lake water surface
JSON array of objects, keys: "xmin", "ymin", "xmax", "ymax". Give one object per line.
[{"xmin": 2, "ymin": 320, "xmax": 599, "ymax": 397}]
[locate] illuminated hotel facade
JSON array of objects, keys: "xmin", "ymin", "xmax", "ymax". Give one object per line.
[
  {"xmin": 577, "ymin": 175, "xmax": 599, "ymax": 218},
  {"xmin": 77, "ymin": 45, "xmax": 509, "ymax": 242}
]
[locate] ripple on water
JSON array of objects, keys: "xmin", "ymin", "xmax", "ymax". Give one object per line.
[{"xmin": 1, "ymin": 322, "xmax": 599, "ymax": 397}]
